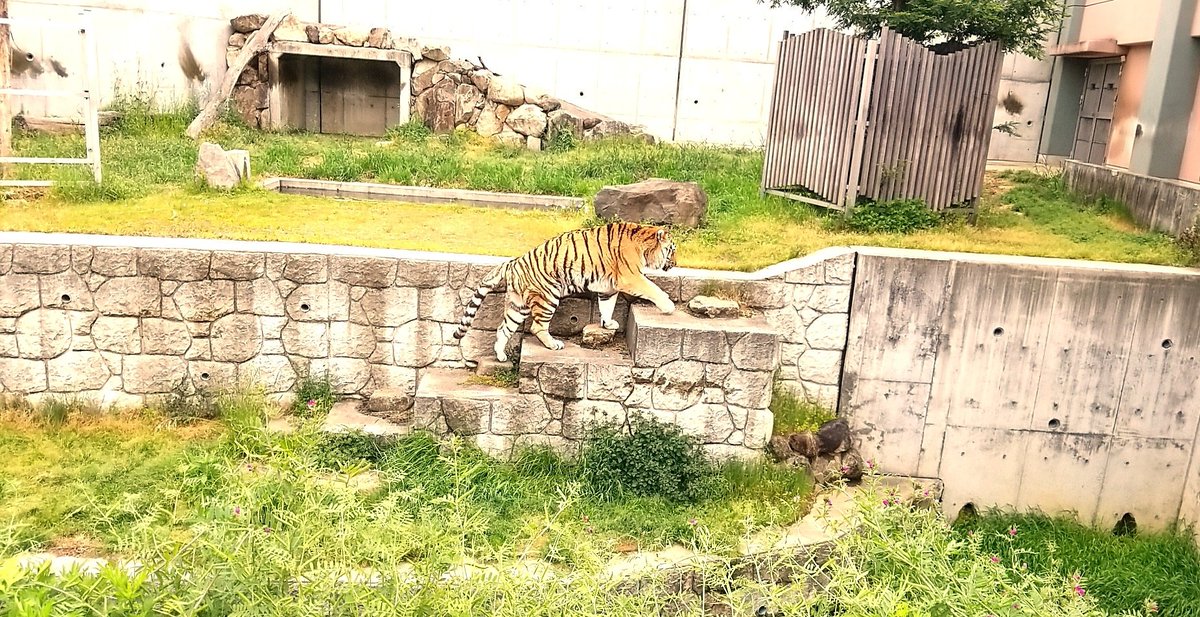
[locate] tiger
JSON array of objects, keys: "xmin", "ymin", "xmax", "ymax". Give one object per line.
[{"xmin": 453, "ymin": 222, "xmax": 678, "ymax": 362}]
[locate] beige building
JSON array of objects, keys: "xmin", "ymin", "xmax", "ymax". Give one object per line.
[{"xmin": 1042, "ymin": 0, "xmax": 1200, "ymax": 182}]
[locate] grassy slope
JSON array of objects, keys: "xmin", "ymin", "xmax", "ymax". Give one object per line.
[{"xmin": 0, "ymin": 107, "xmax": 1192, "ymax": 271}]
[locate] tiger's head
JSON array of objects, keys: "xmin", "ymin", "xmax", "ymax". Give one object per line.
[{"xmin": 646, "ymin": 226, "xmax": 677, "ymax": 271}]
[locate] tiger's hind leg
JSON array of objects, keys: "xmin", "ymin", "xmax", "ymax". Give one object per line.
[
  {"xmin": 494, "ymin": 291, "xmax": 528, "ymax": 362},
  {"xmin": 527, "ymin": 293, "xmax": 564, "ymax": 351},
  {"xmin": 597, "ymin": 292, "xmax": 619, "ymax": 330}
]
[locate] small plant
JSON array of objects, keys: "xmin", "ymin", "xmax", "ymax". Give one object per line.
[
  {"xmin": 580, "ymin": 413, "xmax": 728, "ymax": 503},
  {"xmin": 844, "ymin": 198, "xmax": 943, "ymax": 234},
  {"xmin": 32, "ymin": 397, "xmax": 91, "ymax": 427},
  {"xmin": 467, "ymin": 366, "xmax": 519, "ymax": 389},
  {"xmin": 292, "ymin": 373, "xmax": 335, "ymax": 417},
  {"xmin": 545, "ymin": 124, "xmax": 579, "ymax": 152},
  {"xmin": 315, "ymin": 430, "xmax": 394, "ymax": 471},
  {"xmin": 771, "ymin": 383, "xmax": 836, "ymax": 434},
  {"xmin": 162, "ymin": 379, "xmax": 221, "ymax": 424},
  {"xmin": 1178, "ymin": 223, "xmax": 1200, "ymax": 266},
  {"xmin": 386, "ymin": 119, "xmax": 433, "ymax": 143}
]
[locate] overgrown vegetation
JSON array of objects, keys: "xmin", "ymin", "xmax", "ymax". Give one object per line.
[
  {"xmin": 466, "ymin": 366, "xmax": 520, "ymax": 388},
  {"xmin": 771, "ymin": 385, "xmax": 837, "ymax": 434},
  {"xmin": 841, "ymin": 198, "xmax": 944, "ymax": 234},
  {"xmin": 956, "ymin": 511, "xmax": 1200, "ymax": 616},
  {"xmin": 580, "ymin": 414, "xmax": 728, "ymax": 504},
  {"xmin": 2, "ymin": 102, "xmax": 1195, "ymax": 271},
  {"xmin": 291, "ymin": 373, "xmax": 335, "ymax": 417}
]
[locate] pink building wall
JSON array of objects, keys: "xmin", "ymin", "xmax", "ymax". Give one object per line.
[
  {"xmin": 1078, "ymin": 0, "xmax": 1160, "ymax": 45},
  {"xmin": 1106, "ymin": 45, "xmax": 1150, "ymax": 169}
]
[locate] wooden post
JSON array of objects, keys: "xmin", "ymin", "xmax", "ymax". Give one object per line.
[
  {"xmin": 0, "ymin": 0, "xmax": 11, "ymax": 180},
  {"xmin": 186, "ymin": 12, "xmax": 289, "ymax": 139}
]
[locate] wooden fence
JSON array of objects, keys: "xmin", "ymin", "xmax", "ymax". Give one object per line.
[{"xmin": 761, "ymin": 27, "xmax": 1004, "ymax": 212}]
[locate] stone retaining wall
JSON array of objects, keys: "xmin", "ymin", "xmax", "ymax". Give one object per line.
[{"xmin": 0, "ymin": 234, "xmax": 851, "ymax": 413}]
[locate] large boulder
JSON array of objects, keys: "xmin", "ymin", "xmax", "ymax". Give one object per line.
[
  {"xmin": 230, "ymin": 14, "xmax": 267, "ymax": 34},
  {"xmin": 593, "ymin": 178, "xmax": 707, "ymax": 228},
  {"xmin": 505, "ymin": 104, "xmax": 547, "ymax": 137},
  {"xmin": 196, "ymin": 142, "xmax": 249, "ymax": 190}
]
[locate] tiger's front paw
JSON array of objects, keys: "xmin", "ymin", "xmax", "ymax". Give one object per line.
[
  {"xmin": 545, "ymin": 338, "xmax": 565, "ymax": 351},
  {"xmin": 656, "ymin": 299, "xmax": 676, "ymax": 315},
  {"xmin": 602, "ymin": 319, "xmax": 619, "ymax": 330},
  {"xmin": 496, "ymin": 349, "xmax": 509, "ymax": 362}
]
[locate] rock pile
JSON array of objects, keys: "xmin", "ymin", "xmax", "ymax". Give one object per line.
[
  {"xmin": 594, "ymin": 179, "xmax": 708, "ymax": 227},
  {"xmin": 769, "ymin": 418, "xmax": 865, "ymax": 485},
  {"xmin": 226, "ymin": 14, "xmax": 654, "ymax": 147}
]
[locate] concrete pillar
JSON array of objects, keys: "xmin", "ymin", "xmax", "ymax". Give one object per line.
[
  {"xmin": 1039, "ymin": 2, "xmax": 1086, "ymax": 157},
  {"xmin": 1128, "ymin": 0, "xmax": 1200, "ymax": 178}
]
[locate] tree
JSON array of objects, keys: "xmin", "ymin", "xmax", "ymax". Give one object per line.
[{"xmin": 769, "ymin": 0, "xmax": 1066, "ymax": 57}]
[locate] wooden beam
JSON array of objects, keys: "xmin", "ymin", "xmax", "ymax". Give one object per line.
[
  {"xmin": 764, "ymin": 188, "xmax": 844, "ymax": 211},
  {"xmin": 0, "ymin": 0, "xmax": 11, "ymax": 180},
  {"xmin": 185, "ymin": 11, "xmax": 289, "ymax": 139}
]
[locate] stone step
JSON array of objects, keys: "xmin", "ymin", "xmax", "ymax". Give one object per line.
[
  {"xmin": 413, "ymin": 367, "xmax": 564, "ymax": 456},
  {"xmin": 324, "ymin": 400, "xmax": 411, "ymax": 436},
  {"xmin": 625, "ymin": 304, "xmax": 779, "ymax": 370},
  {"xmin": 517, "ymin": 335, "xmax": 632, "ymax": 400}
]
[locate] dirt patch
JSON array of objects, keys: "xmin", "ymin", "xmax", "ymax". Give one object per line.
[{"xmin": 46, "ymin": 535, "xmax": 108, "ymax": 558}]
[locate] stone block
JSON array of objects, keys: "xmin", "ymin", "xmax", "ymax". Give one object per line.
[
  {"xmin": 284, "ymin": 255, "xmax": 327, "ymax": 283},
  {"xmin": 40, "ymin": 272, "xmax": 92, "ymax": 310},
  {"xmin": 123, "ymin": 355, "xmax": 187, "ymax": 394},
  {"xmin": 284, "ymin": 284, "xmax": 329, "ymax": 321},
  {"xmin": 681, "ymin": 329, "xmax": 729, "ymax": 363},
  {"xmin": 210, "ymin": 314, "xmax": 262, "ymax": 362},
  {"xmin": 46, "ymin": 351, "xmax": 110, "ymax": 391},
  {"xmin": 392, "ymin": 320, "xmax": 442, "ymax": 367},
  {"xmin": 491, "ymin": 395, "xmax": 554, "ymax": 435},
  {"xmin": 0, "ymin": 358, "xmax": 47, "ymax": 392},
  {"xmin": 396, "ymin": 260, "xmax": 450, "ymax": 287},
  {"xmin": 806, "ymin": 313, "xmax": 849, "ymax": 350},
  {"xmin": 92, "ymin": 316, "xmax": 140, "ymax": 353},
  {"xmin": 562, "ymin": 399, "xmax": 627, "ymax": 439},
  {"xmin": 359, "ymin": 287, "xmax": 419, "ymax": 326},
  {"xmin": 173, "ymin": 280, "xmax": 235, "ymax": 322},
  {"xmin": 651, "ymin": 359, "xmax": 706, "ymax": 411},
  {"xmin": 282, "ymin": 322, "xmax": 328, "ymax": 358},
  {"xmin": 587, "ymin": 363, "xmax": 634, "ymax": 401},
  {"xmin": 330, "ymin": 322, "xmax": 377, "ymax": 359},
  {"xmin": 731, "ymin": 331, "xmax": 778, "ymax": 371},
  {"xmin": 235, "ymin": 278, "xmax": 285, "ymax": 315},
  {"xmin": 211, "ymin": 252, "xmax": 265, "ymax": 280},
  {"xmin": 11, "ymin": 245, "xmax": 70, "ymax": 274},
  {"xmin": 581, "ymin": 324, "xmax": 616, "ymax": 348},
  {"xmin": 138, "ymin": 249, "xmax": 210, "ymax": 281},
  {"xmin": 331, "ymin": 256, "xmax": 396, "ymax": 288},
  {"xmin": 240, "ymin": 355, "xmax": 296, "ymax": 393},
  {"xmin": 725, "ymin": 370, "xmax": 773, "ymax": 409},
  {"xmin": 94, "ymin": 277, "xmax": 160, "ymax": 317},
  {"xmin": 15, "ymin": 309, "xmax": 72, "ymax": 359},
  {"xmin": 807, "ymin": 285, "xmax": 851, "ymax": 313},
  {"xmin": 1, "ymin": 274, "xmax": 41, "ymax": 317}
]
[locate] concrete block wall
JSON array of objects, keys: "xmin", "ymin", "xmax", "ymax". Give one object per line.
[{"xmin": 840, "ymin": 249, "xmax": 1200, "ymax": 534}]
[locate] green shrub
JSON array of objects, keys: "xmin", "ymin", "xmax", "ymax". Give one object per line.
[
  {"xmin": 386, "ymin": 119, "xmax": 432, "ymax": 143},
  {"xmin": 315, "ymin": 431, "xmax": 394, "ymax": 471},
  {"xmin": 846, "ymin": 198, "xmax": 942, "ymax": 234},
  {"xmin": 579, "ymin": 414, "xmax": 727, "ymax": 503},
  {"xmin": 292, "ymin": 374, "xmax": 334, "ymax": 417}
]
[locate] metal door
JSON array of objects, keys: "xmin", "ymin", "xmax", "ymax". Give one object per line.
[{"xmin": 1072, "ymin": 59, "xmax": 1121, "ymax": 164}]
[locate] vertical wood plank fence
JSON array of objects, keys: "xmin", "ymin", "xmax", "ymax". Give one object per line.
[{"xmin": 761, "ymin": 27, "xmax": 1003, "ymax": 212}]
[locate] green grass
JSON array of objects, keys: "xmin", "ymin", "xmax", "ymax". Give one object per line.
[
  {"xmin": 955, "ymin": 511, "xmax": 1200, "ymax": 616},
  {"xmin": 0, "ymin": 104, "xmax": 1194, "ymax": 271},
  {"xmin": 771, "ymin": 384, "xmax": 837, "ymax": 434}
]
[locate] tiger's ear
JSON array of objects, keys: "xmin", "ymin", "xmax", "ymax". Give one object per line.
[{"xmin": 655, "ymin": 228, "xmax": 667, "ymax": 241}]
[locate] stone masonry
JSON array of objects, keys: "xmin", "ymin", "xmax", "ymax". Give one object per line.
[{"xmin": 0, "ymin": 234, "xmax": 854, "ymax": 457}]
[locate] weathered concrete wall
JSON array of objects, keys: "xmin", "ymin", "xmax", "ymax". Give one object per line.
[
  {"xmin": 1064, "ymin": 159, "xmax": 1200, "ymax": 237},
  {"xmin": 988, "ymin": 53, "xmax": 1054, "ymax": 163},
  {"xmin": 841, "ymin": 248, "xmax": 1200, "ymax": 533}
]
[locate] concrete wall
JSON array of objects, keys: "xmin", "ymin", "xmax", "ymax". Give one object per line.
[
  {"xmin": 6, "ymin": 0, "xmax": 1048, "ymax": 158},
  {"xmin": 1107, "ymin": 45, "xmax": 1151, "ymax": 169},
  {"xmin": 841, "ymin": 248, "xmax": 1200, "ymax": 533},
  {"xmin": 1063, "ymin": 159, "xmax": 1200, "ymax": 237},
  {"xmin": 6, "ymin": 0, "xmax": 318, "ymax": 119},
  {"xmin": 1078, "ymin": 0, "xmax": 1161, "ymax": 46}
]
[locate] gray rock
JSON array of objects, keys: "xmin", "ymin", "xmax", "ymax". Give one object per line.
[
  {"xmin": 392, "ymin": 320, "xmax": 441, "ymax": 367},
  {"xmin": 442, "ymin": 398, "xmax": 489, "ymax": 435},
  {"xmin": 195, "ymin": 142, "xmax": 245, "ymax": 190},
  {"xmin": 0, "ymin": 358, "xmax": 47, "ymax": 392},
  {"xmin": 235, "ymin": 278, "xmax": 285, "ymax": 316},
  {"xmin": 173, "ymin": 280, "xmax": 235, "ymax": 322},
  {"xmin": 580, "ymin": 324, "xmax": 616, "ymax": 349},
  {"xmin": 724, "ymin": 369, "xmax": 772, "ymax": 408},
  {"xmin": 141, "ymin": 319, "xmax": 191, "ymax": 355},
  {"xmin": 470, "ymin": 70, "xmax": 492, "ymax": 92},
  {"xmin": 230, "ymin": 14, "xmax": 267, "ymax": 34},
  {"xmin": 475, "ymin": 102, "xmax": 510, "ymax": 137},
  {"xmin": 651, "ymin": 360, "xmax": 706, "ymax": 411},
  {"xmin": 586, "ymin": 364, "xmax": 633, "ymax": 401},
  {"xmin": 282, "ymin": 322, "xmax": 328, "ymax": 358},
  {"xmin": 240, "ymin": 355, "xmax": 296, "ymax": 393},
  {"xmin": 506, "ymin": 104, "xmax": 547, "ymax": 138},
  {"xmin": 91, "ymin": 317, "xmax": 140, "ymax": 353},
  {"xmin": 413, "ymin": 79, "xmax": 458, "ymax": 133},
  {"xmin": 539, "ymin": 363, "xmax": 584, "ymax": 399},
  {"xmin": 494, "ymin": 128, "xmax": 525, "ymax": 148},
  {"xmin": 367, "ymin": 27, "xmax": 393, "ymax": 49},
  {"xmin": 305, "ymin": 24, "xmax": 335, "ymax": 44},
  {"xmin": 91, "ymin": 248, "xmax": 137, "ymax": 276},
  {"xmin": 487, "ymin": 76, "xmax": 525, "ymax": 106},
  {"xmin": 787, "ymin": 432, "xmax": 819, "ymax": 458},
  {"xmin": 420, "ymin": 45, "xmax": 450, "ymax": 62},
  {"xmin": 271, "ymin": 15, "xmax": 308, "ymax": 42},
  {"xmin": 454, "ymin": 84, "xmax": 485, "ymax": 126},
  {"xmin": 334, "ymin": 27, "xmax": 369, "ymax": 47},
  {"xmin": 594, "ymin": 178, "xmax": 708, "ymax": 228},
  {"xmin": 525, "ymin": 89, "xmax": 561, "ymax": 112},
  {"xmin": 687, "ymin": 295, "xmax": 740, "ymax": 319},
  {"xmin": 491, "ymin": 395, "xmax": 553, "ymax": 435},
  {"xmin": 211, "ymin": 252, "xmax": 265, "ymax": 280},
  {"xmin": 12, "ymin": 245, "xmax": 70, "ymax": 274},
  {"xmin": 816, "ymin": 418, "xmax": 850, "ymax": 454},
  {"xmin": 284, "ymin": 254, "xmax": 327, "ymax": 283},
  {"xmin": 329, "ymin": 322, "xmax": 376, "ymax": 358},
  {"xmin": 359, "ymin": 287, "xmax": 418, "ymax": 326},
  {"xmin": 331, "ymin": 256, "xmax": 396, "ymax": 288},
  {"xmin": 0, "ymin": 274, "xmax": 41, "ymax": 317}
]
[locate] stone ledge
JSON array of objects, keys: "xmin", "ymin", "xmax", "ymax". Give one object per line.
[{"xmin": 626, "ymin": 304, "xmax": 779, "ymax": 369}]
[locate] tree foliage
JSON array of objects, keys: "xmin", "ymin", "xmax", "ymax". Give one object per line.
[{"xmin": 770, "ymin": 0, "xmax": 1066, "ymax": 57}]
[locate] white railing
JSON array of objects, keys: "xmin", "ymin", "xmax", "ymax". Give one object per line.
[{"xmin": 0, "ymin": 11, "xmax": 101, "ymax": 186}]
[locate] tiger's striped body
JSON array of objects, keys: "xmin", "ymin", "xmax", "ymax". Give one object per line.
[{"xmin": 453, "ymin": 222, "xmax": 678, "ymax": 362}]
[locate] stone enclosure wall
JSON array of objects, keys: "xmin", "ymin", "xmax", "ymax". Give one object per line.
[{"xmin": 0, "ymin": 233, "xmax": 850, "ymax": 417}]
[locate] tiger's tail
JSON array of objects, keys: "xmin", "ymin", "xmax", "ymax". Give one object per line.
[{"xmin": 453, "ymin": 262, "xmax": 508, "ymax": 340}]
